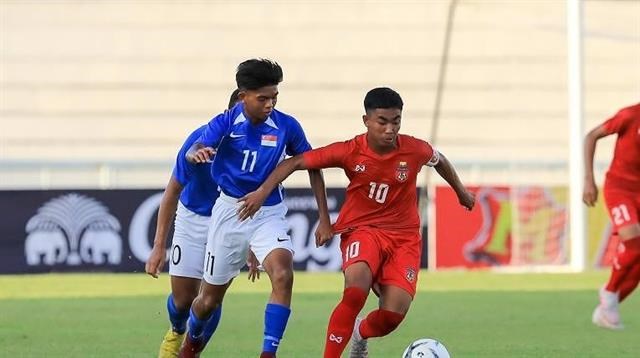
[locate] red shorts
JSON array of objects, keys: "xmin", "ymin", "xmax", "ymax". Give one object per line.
[
  {"xmin": 340, "ymin": 227, "xmax": 422, "ymax": 297},
  {"xmin": 603, "ymin": 185, "xmax": 640, "ymax": 232}
]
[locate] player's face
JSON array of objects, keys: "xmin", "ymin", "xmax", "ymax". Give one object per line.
[
  {"xmin": 240, "ymin": 85, "xmax": 278, "ymax": 122},
  {"xmin": 363, "ymin": 108, "xmax": 402, "ymax": 149}
]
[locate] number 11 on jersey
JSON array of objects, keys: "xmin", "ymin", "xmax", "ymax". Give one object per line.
[{"xmin": 242, "ymin": 150, "xmax": 257, "ymax": 172}]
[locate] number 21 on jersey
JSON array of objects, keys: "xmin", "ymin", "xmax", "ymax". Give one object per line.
[{"xmin": 611, "ymin": 204, "xmax": 631, "ymax": 225}]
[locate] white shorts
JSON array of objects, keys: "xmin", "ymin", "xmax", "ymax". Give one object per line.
[
  {"xmin": 169, "ymin": 201, "xmax": 210, "ymax": 279},
  {"xmin": 203, "ymin": 192, "xmax": 293, "ymax": 285}
]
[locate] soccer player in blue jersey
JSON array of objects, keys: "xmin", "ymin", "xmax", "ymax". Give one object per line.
[
  {"xmin": 145, "ymin": 90, "xmax": 250, "ymax": 358},
  {"xmin": 179, "ymin": 59, "xmax": 332, "ymax": 358}
]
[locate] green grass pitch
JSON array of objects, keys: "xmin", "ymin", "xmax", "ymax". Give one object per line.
[{"xmin": 1, "ymin": 271, "xmax": 638, "ymax": 357}]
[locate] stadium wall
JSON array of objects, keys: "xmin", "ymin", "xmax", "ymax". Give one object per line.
[{"xmin": 1, "ymin": 1, "xmax": 639, "ymax": 189}]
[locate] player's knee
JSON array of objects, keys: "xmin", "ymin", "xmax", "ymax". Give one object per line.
[
  {"xmin": 172, "ymin": 291, "xmax": 197, "ymax": 311},
  {"xmin": 618, "ymin": 224, "xmax": 640, "ymax": 240},
  {"xmin": 269, "ymin": 267, "xmax": 293, "ymax": 290},
  {"xmin": 341, "ymin": 287, "xmax": 368, "ymax": 310},
  {"xmin": 199, "ymin": 293, "xmax": 222, "ymax": 313}
]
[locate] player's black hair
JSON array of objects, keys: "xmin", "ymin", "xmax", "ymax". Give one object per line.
[
  {"xmin": 227, "ymin": 89, "xmax": 241, "ymax": 109},
  {"xmin": 364, "ymin": 87, "xmax": 404, "ymax": 112},
  {"xmin": 236, "ymin": 59, "xmax": 283, "ymax": 90}
]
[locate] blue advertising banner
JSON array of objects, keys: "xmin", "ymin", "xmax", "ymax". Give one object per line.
[{"xmin": 0, "ymin": 188, "xmax": 428, "ymax": 274}]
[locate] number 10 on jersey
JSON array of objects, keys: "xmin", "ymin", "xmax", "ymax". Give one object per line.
[{"xmin": 368, "ymin": 182, "xmax": 389, "ymax": 203}]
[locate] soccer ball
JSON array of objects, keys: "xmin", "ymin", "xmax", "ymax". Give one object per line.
[{"xmin": 402, "ymin": 338, "xmax": 451, "ymax": 358}]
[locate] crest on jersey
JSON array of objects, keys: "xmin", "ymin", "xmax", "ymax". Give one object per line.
[
  {"xmin": 395, "ymin": 161, "xmax": 409, "ymax": 182},
  {"xmin": 261, "ymin": 134, "xmax": 278, "ymax": 147},
  {"xmin": 405, "ymin": 267, "xmax": 416, "ymax": 282},
  {"xmin": 354, "ymin": 164, "xmax": 366, "ymax": 173}
]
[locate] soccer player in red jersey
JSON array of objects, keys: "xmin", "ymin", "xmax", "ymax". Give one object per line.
[
  {"xmin": 584, "ymin": 103, "xmax": 640, "ymax": 330},
  {"xmin": 238, "ymin": 87, "xmax": 475, "ymax": 357}
]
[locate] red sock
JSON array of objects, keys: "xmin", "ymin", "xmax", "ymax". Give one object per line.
[
  {"xmin": 605, "ymin": 236, "xmax": 640, "ymax": 293},
  {"xmin": 619, "ymin": 260, "xmax": 640, "ymax": 302},
  {"xmin": 260, "ymin": 353, "xmax": 275, "ymax": 358},
  {"xmin": 323, "ymin": 287, "xmax": 368, "ymax": 358},
  {"xmin": 359, "ymin": 309, "xmax": 405, "ymax": 339}
]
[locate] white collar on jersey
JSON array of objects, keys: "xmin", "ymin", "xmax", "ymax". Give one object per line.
[
  {"xmin": 233, "ymin": 112, "xmax": 248, "ymax": 125},
  {"xmin": 265, "ymin": 116, "xmax": 278, "ymax": 129},
  {"xmin": 233, "ymin": 112, "xmax": 279, "ymax": 129}
]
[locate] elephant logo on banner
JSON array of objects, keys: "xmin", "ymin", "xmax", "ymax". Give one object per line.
[{"xmin": 24, "ymin": 193, "xmax": 122, "ymax": 266}]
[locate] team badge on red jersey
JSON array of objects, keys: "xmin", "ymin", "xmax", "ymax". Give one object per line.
[
  {"xmin": 405, "ymin": 267, "xmax": 416, "ymax": 282},
  {"xmin": 354, "ymin": 164, "xmax": 366, "ymax": 173},
  {"xmin": 395, "ymin": 161, "xmax": 409, "ymax": 182}
]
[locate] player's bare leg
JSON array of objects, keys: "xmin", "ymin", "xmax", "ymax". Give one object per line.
[
  {"xmin": 179, "ymin": 281, "xmax": 232, "ymax": 358},
  {"xmin": 159, "ymin": 276, "xmax": 200, "ymax": 358},
  {"xmin": 324, "ymin": 262, "xmax": 372, "ymax": 358},
  {"xmin": 593, "ymin": 222, "xmax": 640, "ymax": 330},
  {"xmin": 351, "ymin": 285, "xmax": 411, "ymax": 358},
  {"xmin": 263, "ymin": 248, "xmax": 294, "ymax": 306},
  {"xmin": 259, "ymin": 248, "xmax": 294, "ymax": 358}
]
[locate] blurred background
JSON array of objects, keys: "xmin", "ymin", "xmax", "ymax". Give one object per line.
[{"xmin": 0, "ymin": 0, "xmax": 638, "ymax": 271}]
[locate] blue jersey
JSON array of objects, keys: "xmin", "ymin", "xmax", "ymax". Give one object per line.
[
  {"xmin": 197, "ymin": 103, "xmax": 312, "ymax": 206},
  {"xmin": 172, "ymin": 125, "xmax": 221, "ymax": 216}
]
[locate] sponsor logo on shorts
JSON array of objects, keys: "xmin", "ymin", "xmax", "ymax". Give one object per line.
[
  {"xmin": 277, "ymin": 237, "xmax": 289, "ymax": 242},
  {"xmin": 405, "ymin": 267, "xmax": 416, "ymax": 282}
]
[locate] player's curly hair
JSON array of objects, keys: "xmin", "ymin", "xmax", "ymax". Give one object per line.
[
  {"xmin": 236, "ymin": 59, "xmax": 283, "ymax": 90},
  {"xmin": 364, "ymin": 87, "xmax": 404, "ymax": 112}
]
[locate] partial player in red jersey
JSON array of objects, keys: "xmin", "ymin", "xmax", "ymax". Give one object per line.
[
  {"xmin": 238, "ymin": 87, "xmax": 475, "ymax": 357},
  {"xmin": 584, "ymin": 103, "xmax": 640, "ymax": 330}
]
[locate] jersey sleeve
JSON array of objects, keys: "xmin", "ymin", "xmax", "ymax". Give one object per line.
[
  {"xmin": 417, "ymin": 139, "xmax": 439, "ymax": 167},
  {"xmin": 286, "ymin": 118, "xmax": 312, "ymax": 156},
  {"xmin": 198, "ymin": 112, "xmax": 231, "ymax": 148},
  {"xmin": 172, "ymin": 130, "xmax": 202, "ymax": 186},
  {"xmin": 603, "ymin": 107, "xmax": 633, "ymax": 135},
  {"xmin": 302, "ymin": 141, "xmax": 349, "ymax": 169},
  {"xmin": 171, "ymin": 156, "xmax": 191, "ymax": 186}
]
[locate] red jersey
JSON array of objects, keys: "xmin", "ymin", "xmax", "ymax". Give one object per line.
[
  {"xmin": 602, "ymin": 103, "xmax": 640, "ymax": 190},
  {"xmin": 302, "ymin": 133, "xmax": 438, "ymax": 232}
]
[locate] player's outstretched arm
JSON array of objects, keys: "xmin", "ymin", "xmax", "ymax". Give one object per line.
[
  {"xmin": 307, "ymin": 169, "xmax": 333, "ymax": 247},
  {"xmin": 583, "ymin": 125, "xmax": 609, "ymax": 207},
  {"xmin": 185, "ymin": 142, "xmax": 216, "ymax": 164},
  {"xmin": 238, "ymin": 155, "xmax": 307, "ymax": 221},
  {"xmin": 434, "ymin": 152, "xmax": 475, "ymax": 211},
  {"xmin": 145, "ymin": 176, "xmax": 183, "ymax": 278}
]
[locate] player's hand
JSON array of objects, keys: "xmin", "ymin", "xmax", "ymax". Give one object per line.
[
  {"xmin": 145, "ymin": 245, "xmax": 166, "ymax": 279},
  {"xmin": 247, "ymin": 250, "xmax": 261, "ymax": 282},
  {"xmin": 315, "ymin": 220, "xmax": 334, "ymax": 247},
  {"xmin": 458, "ymin": 190, "xmax": 475, "ymax": 211},
  {"xmin": 237, "ymin": 188, "xmax": 268, "ymax": 221},
  {"xmin": 186, "ymin": 147, "xmax": 216, "ymax": 164},
  {"xmin": 583, "ymin": 179, "xmax": 598, "ymax": 207}
]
